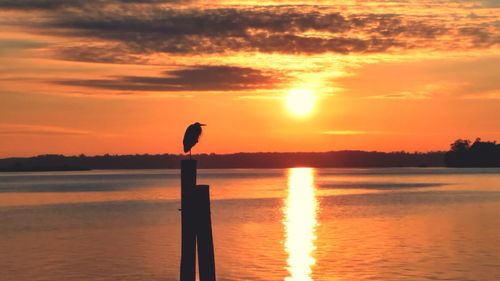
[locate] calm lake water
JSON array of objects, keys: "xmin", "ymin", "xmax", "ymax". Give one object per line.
[{"xmin": 1, "ymin": 168, "xmax": 500, "ymax": 281}]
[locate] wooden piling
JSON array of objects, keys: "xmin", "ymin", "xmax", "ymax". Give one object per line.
[
  {"xmin": 180, "ymin": 160, "xmax": 197, "ymax": 281},
  {"xmin": 180, "ymin": 160, "xmax": 217, "ymax": 281},
  {"xmin": 194, "ymin": 185, "xmax": 216, "ymax": 281}
]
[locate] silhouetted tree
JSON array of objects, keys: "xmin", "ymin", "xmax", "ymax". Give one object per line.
[
  {"xmin": 451, "ymin": 139, "xmax": 471, "ymax": 152},
  {"xmin": 445, "ymin": 138, "xmax": 500, "ymax": 167}
]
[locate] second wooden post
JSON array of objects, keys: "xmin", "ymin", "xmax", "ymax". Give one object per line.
[{"xmin": 195, "ymin": 185, "xmax": 216, "ymax": 281}]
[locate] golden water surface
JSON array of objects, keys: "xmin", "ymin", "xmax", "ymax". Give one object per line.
[{"xmin": 1, "ymin": 168, "xmax": 500, "ymax": 280}]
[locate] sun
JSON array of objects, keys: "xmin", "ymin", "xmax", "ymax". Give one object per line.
[{"xmin": 286, "ymin": 88, "xmax": 316, "ymax": 118}]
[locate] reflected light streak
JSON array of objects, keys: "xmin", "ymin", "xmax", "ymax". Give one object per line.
[{"xmin": 284, "ymin": 168, "xmax": 319, "ymax": 281}]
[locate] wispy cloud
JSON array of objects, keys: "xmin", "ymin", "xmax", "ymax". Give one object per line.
[
  {"xmin": 336, "ymin": 56, "xmax": 500, "ymax": 99},
  {"xmin": 0, "ymin": 124, "xmax": 93, "ymax": 136},
  {"xmin": 235, "ymin": 95, "xmax": 282, "ymax": 100},
  {"xmin": 320, "ymin": 130, "xmax": 370, "ymax": 135},
  {"xmin": 369, "ymin": 91, "xmax": 432, "ymax": 99},
  {"xmin": 0, "ymin": 39, "xmax": 47, "ymax": 55}
]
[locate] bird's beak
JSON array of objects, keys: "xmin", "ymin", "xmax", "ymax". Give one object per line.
[{"xmin": 200, "ymin": 124, "xmax": 207, "ymax": 126}]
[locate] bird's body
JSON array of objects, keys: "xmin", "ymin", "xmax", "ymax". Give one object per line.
[{"xmin": 183, "ymin": 122, "xmax": 206, "ymax": 158}]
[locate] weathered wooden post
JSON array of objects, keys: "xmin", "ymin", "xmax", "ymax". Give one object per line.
[
  {"xmin": 180, "ymin": 160, "xmax": 216, "ymax": 281},
  {"xmin": 180, "ymin": 160, "xmax": 197, "ymax": 281}
]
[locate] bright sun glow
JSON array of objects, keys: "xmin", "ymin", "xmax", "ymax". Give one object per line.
[{"xmin": 286, "ymin": 88, "xmax": 316, "ymax": 118}]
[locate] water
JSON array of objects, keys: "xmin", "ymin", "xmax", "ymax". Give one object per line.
[{"xmin": 1, "ymin": 168, "xmax": 500, "ymax": 281}]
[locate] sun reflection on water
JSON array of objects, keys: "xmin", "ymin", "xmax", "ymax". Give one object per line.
[{"xmin": 284, "ymin": 168, "xmax": 319, "ymax": 281}]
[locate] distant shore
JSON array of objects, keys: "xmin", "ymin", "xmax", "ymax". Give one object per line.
[
  {"xmin": 0, "ymin": 151, "xmax": 447, "ymax": 172},
  {"xmin": 2, "ymin": 139, "xmax": 497, "ymax": 172},
  {"xmin": 2, "ymin": 139, "xmax": 499, "ymax": 172},
  {"xmin": 0, "ymin": 166, "xmax": 92, "ymax": 172}
]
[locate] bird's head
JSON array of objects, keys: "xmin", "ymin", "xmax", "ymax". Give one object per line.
[{"xmin": 195, "ymin": 122, "xmax": 207, "ymax": 127}]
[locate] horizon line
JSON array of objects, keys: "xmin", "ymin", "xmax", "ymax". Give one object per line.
[{"xmin": 0, "ymin": 149, "xmax": 449, "ymax": 160}]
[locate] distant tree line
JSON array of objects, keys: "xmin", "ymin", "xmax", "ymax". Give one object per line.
[
  {"xmin": 445, "ymin": 138, "xmax": 500, "ymax": 167},
  {"xmin": 0, "ymin": 151, "xmax": 445, "ymax": 171},
  {"xmin": 1, "ymin": 139, "xmax": 497, "ymax": 172}
]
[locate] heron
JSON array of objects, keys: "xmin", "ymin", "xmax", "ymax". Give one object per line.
[{"xmin": 183, "ymin": 122, "xmax": 206, "ymax": 159}]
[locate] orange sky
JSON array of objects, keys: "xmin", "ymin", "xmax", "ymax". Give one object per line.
[{"xmin": 0, "ymin": 0, "xmax": 499, "ymax": 157}]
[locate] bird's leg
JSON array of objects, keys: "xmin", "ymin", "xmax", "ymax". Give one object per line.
[{"xmin": 189, "ymin": 150, "xmax": 192, "ymax": 160}]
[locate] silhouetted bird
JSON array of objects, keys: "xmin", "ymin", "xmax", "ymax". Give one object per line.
[{"xmin": 183, "ymin": 122, "xmax": 206, "ymax": 159}]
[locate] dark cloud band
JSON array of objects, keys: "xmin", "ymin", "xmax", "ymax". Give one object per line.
[
  {"xmin": 0, "ymin": 0, "xmax": 178, "ymax": 10},
  {"xmin": 44, "ymin": 7, "xmax": 498, "ymax": 58},
  {"xmin": 56, "ymin": 65, "xmax": 285, "ymax": 92},
  {"xmin": 1, "ymin": 3, "xmax": 498, "ymax": 62}
]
